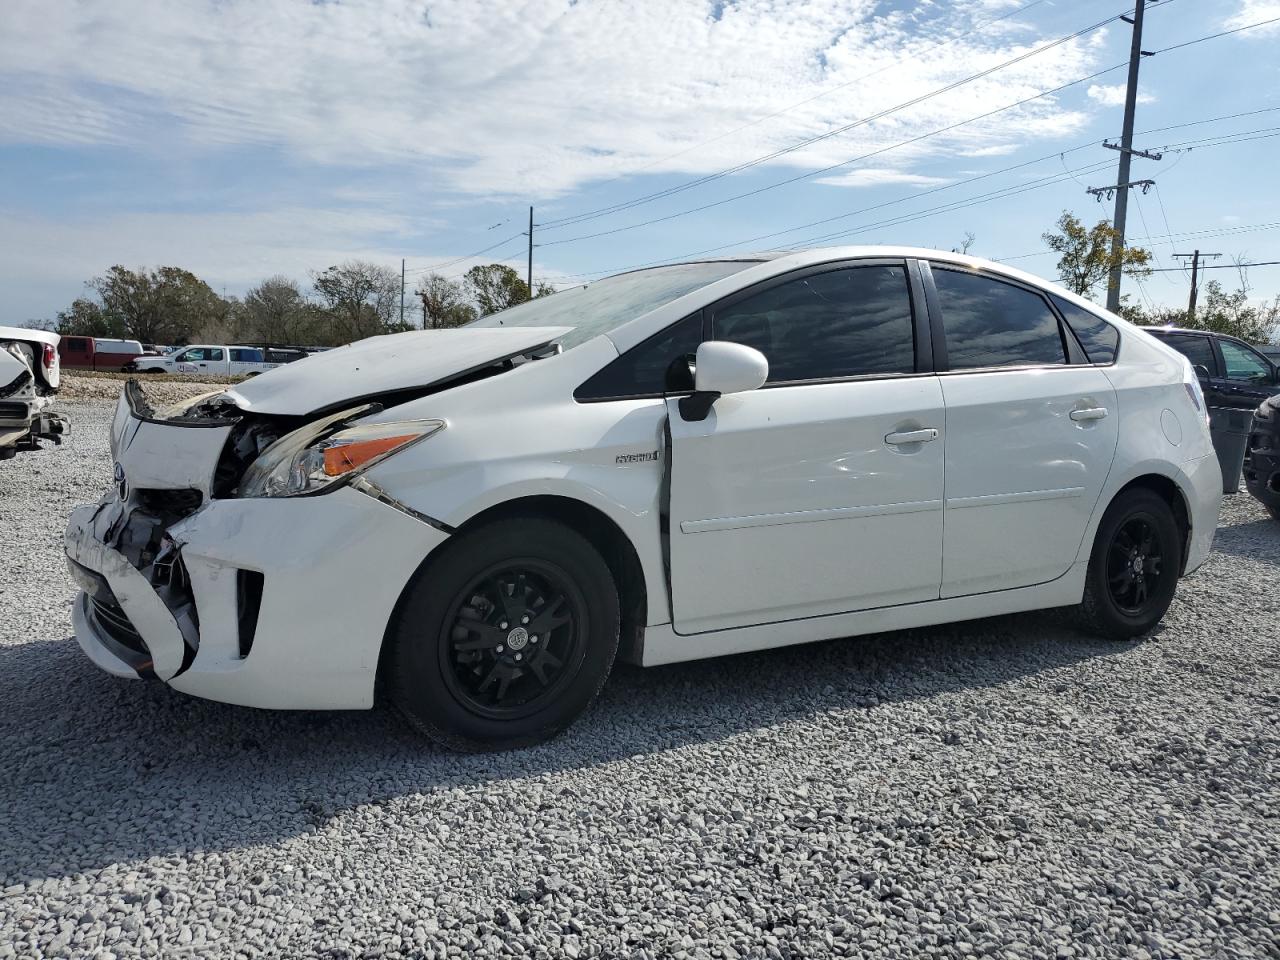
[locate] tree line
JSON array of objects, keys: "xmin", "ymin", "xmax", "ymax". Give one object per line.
[
  {"xmin": 45, "ymin": 261, "xmax": 554, "ymax": 347},
  {"xmin": 42, "ymin": 215, "xmax": 1279, "ymax": 348}
]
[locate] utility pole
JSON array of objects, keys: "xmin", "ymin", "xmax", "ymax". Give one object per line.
[
  {"xmin": 400, "ymin": 258, "xmax": 406, "ymax": 327},
  {"xmin": 527, "ymin": 206, "xmax": 534, "ymax": 295},
  {"xmin": 1098, "ymin": 0, "xmax": 1156, "ymax": 312},
  {"xmin": 1172, "ymin": 250, "xmax": 1222, "ymax": 322}
]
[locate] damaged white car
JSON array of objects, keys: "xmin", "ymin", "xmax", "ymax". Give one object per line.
[
  {"xmin": 65, "ymin": 248, "xmax": 1220, "ymax": 750},
  {"xmin": 1, "ymin": 325, "xmax": 67, "ymax": 459}
]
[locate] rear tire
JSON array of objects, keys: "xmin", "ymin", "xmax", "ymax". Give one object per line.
[
  {"xmin": 1267, "ymin": 505, "xmax": 1280, "ymax": 523},
  {"xmin": 1078, "ymin": 488, "xmax": 1182, "ymax": 641},
  {"xmin": 387, "ymin": 517, "xmax": 619, "ymax": 751}
]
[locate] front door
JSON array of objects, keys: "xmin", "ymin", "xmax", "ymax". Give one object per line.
[
  {"xmin": 925, "ymin": 264, "xmax": 1119, "ymax": 597},
  {"xmin": 665, "ymin": 261, "xmax": 945, "ymax": 634}
]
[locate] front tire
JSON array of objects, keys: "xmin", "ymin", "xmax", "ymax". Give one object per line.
[
  {"xmin": 387, "ymin": 517, "xmax": 619, "ymax": 751},
  {"xmin": 1078, "ymin": 488, "xmax": 1182, "ymax": 641}
]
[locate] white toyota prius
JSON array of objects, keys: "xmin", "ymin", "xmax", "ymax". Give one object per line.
[{"xmin": 65, "ymin": 247, "xmax": 1221, "ymax": 750}]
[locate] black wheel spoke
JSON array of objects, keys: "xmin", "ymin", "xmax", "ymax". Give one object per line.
[
  {"xmin": 529, "ymin": 595, "xmax": 571, "ymax": 634},
  {"xmin": 441, "ymin": 561, "xmax": 583, "ymax": 719}
]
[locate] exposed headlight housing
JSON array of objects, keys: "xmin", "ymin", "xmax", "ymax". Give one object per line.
[{"xmin": 238, "ymin": 408, "xmax": 445, "ymax": 498}]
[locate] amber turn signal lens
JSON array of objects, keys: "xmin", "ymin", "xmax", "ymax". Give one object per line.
[{"xmin": 322, "ymin": 435, "xmax": 418, "ymax": 476}]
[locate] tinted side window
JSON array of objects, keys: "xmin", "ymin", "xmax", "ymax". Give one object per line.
[
  {"xmin": 711, "ymin": 265, "xmax": 915, "ymax": 382},
  {"xmin": 575, "ymin": 312, "xmax": 702, "ymax": 400},
  {"xmin": 1159, "ymin": 334, "xmax": 1215, "ymax": 374},
  {"xmin": 1219, "ymin": 340, "xmax": 1273, "ymax": 383},
  {"xmin": 1052, "ymin": 295, "xmax": 1120, "ymax": 364},
  {"xmin": 207, "ymin": 348, "xmax": 224, "ymax": 361},
  {"xmin": 66, "ymin": 338, "xmax": 89, "ymax": 351},
  {"xmin": 933, "ymin": 268, "xmax": 1065, "ymax": 369}
]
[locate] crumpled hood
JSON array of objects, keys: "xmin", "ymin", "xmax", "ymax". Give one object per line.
[{"xmin": 223, "ymin": 326, "xmax": 571, "ymax": 416}]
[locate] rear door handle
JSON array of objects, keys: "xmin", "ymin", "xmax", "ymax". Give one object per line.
[
  {"xmin": 1070, "ymin": 407, "xmax": 1108, "ymax": 422},
  {"xmin": 885, "ymin": 428, "xmax": 939, "ymax": 445}
]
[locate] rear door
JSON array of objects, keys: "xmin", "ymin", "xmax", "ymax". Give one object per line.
[
  {"xmin": 924, "ymin": 263, "xmax": 1119, "ymax": 598},
  {"xmin": 1214, "ymin": 337, "xmax": 1280, "ymax": 410},
  {"xmin": 665, "ymin": 260, "xmax": 946, "ymax": 634}
]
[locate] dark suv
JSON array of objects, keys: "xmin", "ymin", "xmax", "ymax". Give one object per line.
[{"xmin": 1145, "ymin": 327, "xmax": 1280, "ymax": 411}]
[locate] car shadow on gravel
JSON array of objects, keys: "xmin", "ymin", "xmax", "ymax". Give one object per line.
[
  {"xmin": 1207, "ymin": 515, "xmax": 1280, "ymax": 565},
  {"xmin": 1, "ymin": 611, "xmax": 1125, "ymax": 885}
]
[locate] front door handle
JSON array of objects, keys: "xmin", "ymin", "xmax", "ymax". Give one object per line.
[
  {"xmin": 885, "ymin": 428, "xmax": 939, "ymax": 445},
  {"xmin": 1070, "ymin": 406, "xmax": 1108, "ymax": 422}
]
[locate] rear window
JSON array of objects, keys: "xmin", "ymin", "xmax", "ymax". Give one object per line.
[
  {"xmin": 466, "ymin": 261, "xmax": 759, "ymax": 350},
  {"xmin": 65, "ymin": 338, "xmax": 89, "ymax": 351},
  {"xmin": 1051, "ymin": 295, "xmax": 1120, "ymax": 364},
  {"xmin": 1158, "ymin": 333, "xmax": 1216, "ymax": 374}
]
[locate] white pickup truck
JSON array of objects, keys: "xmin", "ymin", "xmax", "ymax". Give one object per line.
[
  {"xmin": 0, "ymin": 325, "xmax": 68, "ymax": 459},
  {"xmin": 129, "ymin": 345, "xmax": 281, "ymax": 377}
]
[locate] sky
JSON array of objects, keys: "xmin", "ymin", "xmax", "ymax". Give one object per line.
[{"xmin": 1, "ymin": 0, "xmax": 1278, "ymax": 326}]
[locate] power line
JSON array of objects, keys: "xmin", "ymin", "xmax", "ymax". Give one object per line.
[
  {"xmin": 574, "ymin": 0, "xmax": 1058, "ymax": 192},
  {"xmin": 1148, "ymin": 261, "xmax": 1280, "ymax": 272},
  {"xmin": 405, "ymin": 232, "xmax": 525, "ymax": 276},
  {"xmin": 549, "ymin": 117, "xmax": 1280, "ymax": 281},
  {"xmin": 538, "ymin": 5, "xmax": 1137, "ymax": 230},
  {"xmin": 537, "ymin": 12, "xmax": 1280, "ymax": 251}
]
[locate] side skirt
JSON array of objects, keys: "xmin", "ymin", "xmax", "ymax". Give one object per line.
[{"xmin": 640, "ymin": 560, "xmax": 1088, "ymax": 666}]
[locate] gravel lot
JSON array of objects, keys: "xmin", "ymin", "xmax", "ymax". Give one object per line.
[{"xmin": 2, "ymin": 393, "xmax": 1279, "ymax": 959}]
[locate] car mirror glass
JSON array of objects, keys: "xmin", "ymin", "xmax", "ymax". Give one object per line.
[{"xmin": 1193, "ymin": 364, "xmax": 1211, "ymax": 381}]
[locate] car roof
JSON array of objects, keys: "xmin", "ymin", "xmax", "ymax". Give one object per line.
[{"xmin": 602, "ymin": 245, "xmax": 1137, "ymax": 355}]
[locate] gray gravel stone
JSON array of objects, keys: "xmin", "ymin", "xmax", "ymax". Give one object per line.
[{"xmin": 1, "ymin": 396, "xmax": 1278, "ymax": 958}]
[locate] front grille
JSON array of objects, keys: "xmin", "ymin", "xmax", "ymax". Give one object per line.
[
  {"xmin": 133, "ymin": 488, "xmax": 204, "ymax": 523},
  {"xmin": 0, "ymin": 400, "xmax": 28, "ymax": 419}
]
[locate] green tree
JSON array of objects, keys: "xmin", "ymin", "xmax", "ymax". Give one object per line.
[
  {"xmin": 1187, "ymin": 280, "xmax": 1280, "ymax": 343},
  {"xmin": 242, "ymin": 276, "xmax": 311, "ymax": 343},
  {"xmin": 1043, "ymin": 211, "xmax": 1152, "ymax": 301},
  {"xmin": 417, "ymin": 273, "xmax": 478, "ymax": 329},
  {"xmin": 312, "ymin": 260, "xmax": 400, "ymax": 342},
  {"xmin": 464, "ymin": 263, "xmax": 531, "ymax": 316},
  {"xmin": 88, "ymin": 265, "xmax": 227, "ymax": 343},
  {"xmin": 54, "ymin": 297, "xmax": 120, "ymax": 338}
]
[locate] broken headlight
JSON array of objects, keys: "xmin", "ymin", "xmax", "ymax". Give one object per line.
[{"xmin": 238, "ymin": 414, "xmax": 445, "ymax": 498}]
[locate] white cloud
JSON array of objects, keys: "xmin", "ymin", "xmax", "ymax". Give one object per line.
[
  {"xmin": 0, "ymin": 0, "xmax": 1105, "ymax": 198},
  {"xmin": 1226, "ymin": 0, "xmax": 1280, "ymax": 34},
  {"xmin": 1086, "ymin": 84, "xmax": 1155, "ymax": 107},
  {"xmin": 815, "ymin": 168, "xmax": 952, "ymax": 188}
]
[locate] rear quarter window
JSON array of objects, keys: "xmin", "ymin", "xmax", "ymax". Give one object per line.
[{"xmin": 1051, "ymin": 295, "xmax": 1120, "ymax": 364}]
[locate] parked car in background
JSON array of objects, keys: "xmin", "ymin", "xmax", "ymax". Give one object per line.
[
  {"xmin": 1258, "ymin": 344, "xmax": 1280, "ymax": 364},
  {"xmin": 127, "ymin": 345, "xmax": 280, "ymax": 377},
  {"xmin": 1145, "ymin": 328, "xmax": 1280, "ymax": 411},
  {"xmin": 1146, "ymin": 328, "xmax": 1280, "ymax": 492},
  {"xmin": 1, "ymin": 326, "xmax": 67, "ymax": 459},
  {"xmin": 58, "ymin": 336, "xmax": 146, "ymax": 372},
  {"xmin": 1245, "ymin": 393, "xmax": 1280, "ymax": 520},
  {"xmin": 66, "ymin": 247, "xmax": 1221, "ymax": 751}
]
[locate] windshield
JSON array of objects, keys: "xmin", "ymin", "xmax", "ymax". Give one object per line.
[{"xmin": 467, "ymin": 260, "xmax": 759, "ymax": 349}]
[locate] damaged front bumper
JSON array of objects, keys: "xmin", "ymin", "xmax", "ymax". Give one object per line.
[
  {"xmin": 0, "ymin": 396, "xmax": 68, "ymax": 454},
  {"xmin": 64, "ymin": 388, "xmax": 449, "ymax": 710}
]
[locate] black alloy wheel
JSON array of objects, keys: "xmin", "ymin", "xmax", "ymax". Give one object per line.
[
  {"xmin": 387, "ymin": 517, "xmax": 619, "ymax": 751},
  {"xmin": 1078, "ymin": 488, "xmax": 1181, "ymax": 641},
  {"xmin": 441, "ymin": 560, "xmax": 586, "ymax": 720},
  {"xmin": 1105, "ymin": 516, "xmax": 1166, "ymax": 615}
]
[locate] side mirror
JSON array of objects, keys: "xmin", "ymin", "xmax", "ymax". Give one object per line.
[
  {"xmin": 1193, "ymin": 364, "xmax": 1211, "ymax": 381},
  {"xmin": 679, "ymin": 341, "xmax": 768, "ymax": 421}
]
